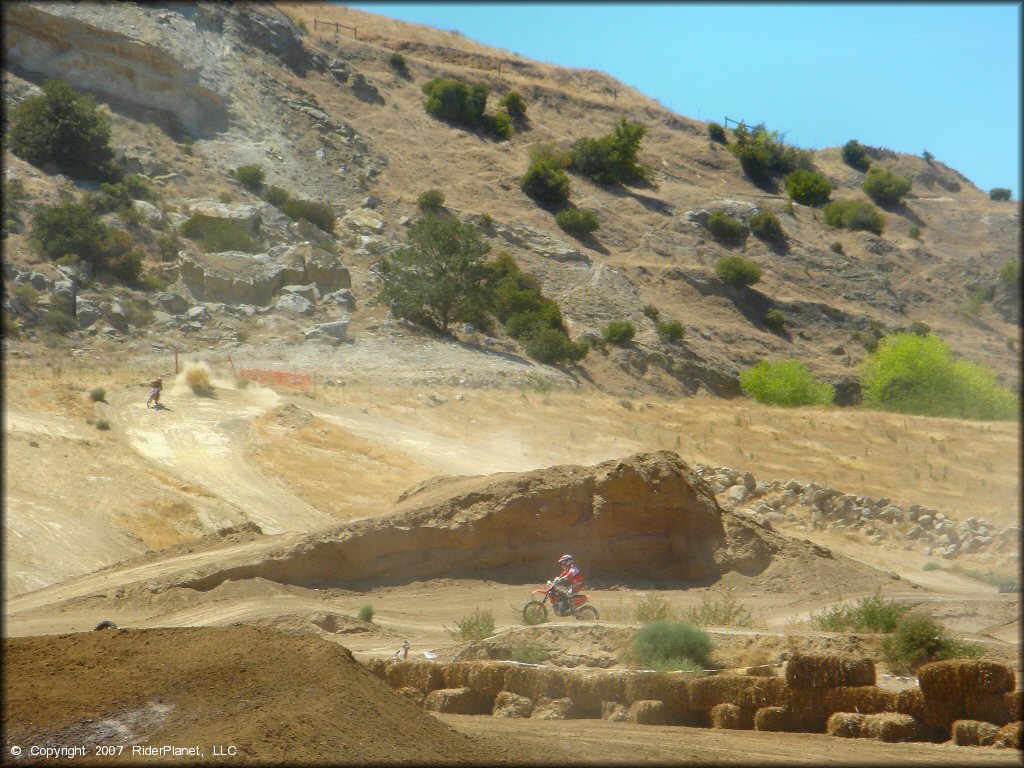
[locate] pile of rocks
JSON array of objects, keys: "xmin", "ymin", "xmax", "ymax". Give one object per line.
[{"xmin": 692, "ymin": 465, "xmax": 1018, "ymax": 563}]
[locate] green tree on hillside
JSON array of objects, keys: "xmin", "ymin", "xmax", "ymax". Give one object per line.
[
  {"xmin": 376, "ymin": 215, "xmax": 491, "ymax": 335},
  {"xmin": 569, "ymin": 118, "xmax": 649, "ymax": 185}
]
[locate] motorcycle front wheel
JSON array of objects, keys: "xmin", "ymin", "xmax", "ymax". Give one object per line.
[
  {"xmin": 522, "ymin": 600, "xmax": 548, "ymax": 625},
  {"xmin": 574, "ymin": 605, "xmax": 599, "ymax": 621}
]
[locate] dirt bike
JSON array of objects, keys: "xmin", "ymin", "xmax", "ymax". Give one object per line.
[{"xmin": 522, "ymin": 580, "xmax": 599, "ymax": 623}]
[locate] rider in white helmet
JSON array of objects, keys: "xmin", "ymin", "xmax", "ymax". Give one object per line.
[{"xmin": 552, "ymin": 554, "xmax": 583, "ymax": 615}]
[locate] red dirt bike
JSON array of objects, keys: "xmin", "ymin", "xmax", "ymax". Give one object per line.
[{"xmin": 522, "ymin": 580, "xmax": 599, "ymax": 623}]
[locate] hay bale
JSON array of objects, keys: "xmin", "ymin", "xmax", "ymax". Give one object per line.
[
  {"xmin": 993, "ymin": 721, "xmax": 1022, "ymax": 750},
  {"xmin": 503, "ymin": 665, "xmax": 566, "ymax": 701},
  {"xmin": 493, "ymin": 691, "xmax": 533, "ymax": 718},
  {"xmin": 442, "ymin": 661, "xmax": 508, "ymax": 701},
  {"xmin": 917, "ymin": 660, "xmax": 1016, "ymax": 699},
  {"xmin": 621, "ymin": 671, "xmax": 691, "ymax": 723},
  {"xmin": 565, "ymin": 671, "xmax": 625, "ymax": 717},
  {"xmin": 386, "ymin": 660, "xmax": 445, "ymax": 694},
  {"xmin": 711, "ymin": 702, "xmax": 755, "ymax": 730},
  {"xmin": 628, "ymin": 700, "xmax": 668, "ymax": 725},
  {"xmin": 965, "ymin": 690, "xmax": 1023, "ymax": 726},
  {"xmin": 754, "ymin": 706, "xmax": 791, "ymax": 732},
  {"xmin": 823, "ymin": 686, "xmax": 898, "ymax": 716},
  {"xmin": 896, "ymin": 687, "xmax": 963, "ymax": 730},
  {"xmin": 951, "ymin": 719, "xmax": 1001, "ymax": 747},
  {"xmin": 531, "ymin": 696, "xmax": 574, "ymax": 720},
  {"xmin": 396, "ymin": 686, "xmax": 425, "ymax": 708},
  {"xmin": 602, "ymin": 701, "xmax": 628, "ymax": 722},
  {"xmin": 423, "ymin": 687, "xmax": 489, "ymax": 715},
  {"xmin": 689, "ymin": 675, "xmax": 786, "ymax": 710},
  {"xmin": 863, "ymin": 713, "xmax": 919, "ymax": 742},
  {"xmin": 826, "ymin": 712, "xmax": 866, "ymax": 738},
  {"xmin": 785, "ymin": 653, "xmax": 875, "ymax": 688}
]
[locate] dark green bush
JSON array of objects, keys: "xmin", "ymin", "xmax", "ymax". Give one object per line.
[
  {"xmin": 388, "ymin": 51, "xmax": 408, "ymax": 74},
  {"xmin": 727, "ymin": 122, "xmax": 812, "ymax": 184},
  {"xmin": 627, "ymin": 620, "xmax": 713, "ymax": 671},
  {"xmin": 998, "ymin": 260, "xmax": 1020, "ymax": 287},
  {"xmin": 180, "ymin": 214, "xmax": 259, "ymax": 253},
  {"xmin": 486, "ymin": 110, "xmax": 513, "ymax": 140},
  {"xmin": 707, "ymin": 123, "xmax": 727, "ymax": 143},
  {"xmin": 989, "ymin": 187, "xmax": 1012, "ymax": 202},
  {"xmin": 642, "ymin": 304, "xmax": 660, "ymax": 319},
  {"xmin": 881, "ymin": 613, "xmax": 981, "ymax": 674},
  {"xmin": 42, "ymin": 307, "xmax": 77, "ymax": 333},
  {"xmin": 31, "ymin": 200, "xmax": 109, "ymax": 265},
  {"xmin": 764, "ymin": 308, "xmax": 786, "ymax": 331},
  {"xmin": 422, "ymin": 77, "xmax": 484, "ymax": 126},
  {"xmin": 656, "ymin": 319, "xmax": 685, "ymax": 342},
  {"xmin": 739, "ymin": 359, "xmax": 834, "ymax": 406},
  {"xmin": 715, "ymin": 255, "xmax": 762, "ymax": 287},
  {"xmin": 523, "ymin": 327, "xmax": 589, "ymax": 365},
  {"xmin": 842, "ymin": 140, "xmax": 871, "ymax": 172},
  {"xmin": 8, "ymin": 79, "xmax": 121, "ymax": 182},
  {"xmin": 499, "ymin": 91, "xmax": 527, "ymax": 119},
  {"xmin": 601, "ymin": 320, "xmax": 636, "ymax": 345},
  {"xmin": 858, "ymin": 332, "xmax": 1017, "ymax": 420},
  {"xmin": 908, "ymin": 224, "xmax": 921, "ymax": 240},
  {"xmin": 862, "ymin": 166, "xmax": 912, "ymax": 207},
  {"xmin": 417, "ymin": 189, "xmax": 445, "ymax": 212},
  {"xmin": 569, "ymin": 118, "xmax": 649, "ymax": 185},
  {"xmin": 555, "ymin": 208, "xmax": 600, "ymax": 238},
  {"xmin": 810, "ymin": 591, "xmax": 906, "ymax": 633},
  {"xmin": 907, "ymin": 321, "xmax": 930, "ymax": 337},
  {"xmin": 785, "ymin": 169, "xmax": 832, "ymax": 206},
  {"xmin": 824, "ymin": 199, "xmax": 885, "ymax": 234},
  {"xmin": 830, "ymin": 241, "xmax": 844, "ymax": 254},
  {"xmin": 282, "ymin": 197, "xmax": 335, "ymax": 233},
  {"xmin": 520, "ymin": 161, "xmax": 570, "ymax": 205},
  {"xmin": 263, "ymin": 186, "xmax": 290, "ymax": 208},
  {"xmin": 233, "ymin": 164, "xmax": 266, "ymax": 190},
  {"xmin": 749, "ymin": 209, "xmax": 785, "ymax": 244},
  {"xmin": 705, "ymin": 211, "xmax": 746, "ymax": 242}
]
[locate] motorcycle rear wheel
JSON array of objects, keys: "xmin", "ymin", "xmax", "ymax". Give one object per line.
[
  {"xmin": 574, "ymin": 605, "xmax": 599, "ymax": 621},
  {"xmin": 522, "ymin": 600, "xmax": 548, "ymax": 625}
]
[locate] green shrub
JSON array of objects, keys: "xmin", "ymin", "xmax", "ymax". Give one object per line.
[
  {"xmin": 749, "ymin": 209, "xmax": 785, "ymax": 244},
  {"xmin": 715, "ymin": 255, "xmax": 762, "ymax": 287},
  {"xmin": 555, "ymin": 207, "xmax": 600, "ymax": 238},
  {"xmin": 627, "ymin": 620, "xmax": 712, "ymax": 671},
  {"xmin": 296, "ymin": 18, "xmax": 308, "ymax": 34},
  {"xmin": 922, "ymin": 150, "xmax": 933, "ymax": 162},
  {"xmin": 686, "ymin": 588, "xmax": 752, "ymax": 627},
  {"xmin": 740, "ymin": 359, "xmax": 834, "ymax": 406},
  {"xmin": 388, "ymin": 51, "xmax": 408, "ymax": 74},
  {"xmin": 824, "ymin": 199, "xmax": 885, "ymax": 234},
  {"xmin": 706, "ymin": 210, "xmax": 746, "ymax": 242},
  {"xmin": 520, "ymin": 161, "xmax": 570, "ymax": 205},
  {"xmin": 180, "ymin": 214, "xmax": 259, "ymax": 253},
  {"xmin": 842, "ymin": 140, "xmax": 871, "ymax": 172},
  {"xmin": 233, "ymin": 164, "xmax": 266, "ymax": 190},
  {"xmin": 989, "ymin": 187, "xmax": 1011, "ymax": 202},
  {"xmin": 907, "ymin": 321, "xmax": 930, "ymax": 337},
  {"xmin": 707, "ymin": 123, "xmax": 727, "ymax": 143},
  {"xmin": 446, "ymin": 608, "xmax": 495, "ymax": 641},
  {"xmin": 881, "ymin": 613, "xmax": 981, "ymax": 674},
  {"xmin": 764, "ymin": 308, "xmax": 786, "ymax": 331},
  {"xmin": 601, "ymin": 320, "xmax": 636, "ymax": 345},
  {"xmin": 417, "ymin": 189, "xmax": 445, "ymax": 212},
  {"xmin": 922, "ymin": 562, "xmax": 940, "ymax": 572},
  {"xmin": 569, "ymin": 118, "xmax": 649, "ymax": 185},
  {"xmin": 727, "ymin": 122, "xmax": 812, "ymax": 184},
  {"xmin": 422, "ymin": 77, "xmax": 505, "ymax": 137},
  {"xmin": 486, "ymin": 111, "xmax": 514, "ymax": 140},
  {"xmin": 785, "ymin": 169, "xmax": 832, "ymax": 206},
  {"xmin": 8, "ymin": 78, "xmax": 121, "ymax": 182},
  {"xmin": 357, "ymin": 604, "xmax": 375, "ymax": 622},
  {"xmin": 156, "ymin": 234, "xmax": 182, "ymax": 262},
  {"xmin": 3, "ymin": 178, "xmax": 27, "ymax": 218},
  {"xmin": 3, "ymin": 312, "xmax": 21, "ymax": 339},
  {"xmin": 862, "ymin": 166, "xmax": 912, "ymax": 207},
  {"xmin": 656, "ymin": 319, "xmax": 685, "ymax": 342},
  {"xmin": 282, "ymin": 197, "xmax": 335, "ymax": 233},
  {"xmin": 263, "ymin": 185, "xmax": 290, "ymax": 208},
  {"xmin": 633, "ymin": 594, "xmax": 675, "ymax": 624},
  {"xmin": 642, "ymin": 304, "xmax": 660, "ymax": 319},
  {"xmin": 41, "ymin": 309, "xmax": 77, "ymax": 335},
  {"xmin": 998, "ymin": 260, "xmax": 1020, "ymax": 287},
  {"xmin": 13, "ymin": 284, "xmax": 40, "ymax": 307},
  {"xmin": 499, "ymin": 90, "xmax": 527, "ymax": 119},
  {"xmin": 95, "ymin": 418, "xmax": 111, "ymax": 431},
  {"xmin": 89, "ymin": 387, "xmax": 106, "ymax": 402},
  {"xmin": 908, "ymin": 224, "xmax": 921, "ymax": 240},
  {"xmin": 523, "ymin": 328, "xmax": 588, "ymax": 365},
  {"xmin": 510, "ymin": 644, "xmax": 549, "ymax": 664},
  {"xmin": 810, "ymin": 591, "xmax": 906, "ymax": 633},
  {"xmin": 830, "ymin": 241, "xmax": 844, "ymax": 254},
  {"xmin": 858, "ymin": 332, "xmax": 1017, "ymax": 420}
]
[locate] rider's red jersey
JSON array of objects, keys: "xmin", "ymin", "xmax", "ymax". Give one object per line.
[{"xmin": 558, "ymin": 563, "xmax": 583, "ymax": 594}]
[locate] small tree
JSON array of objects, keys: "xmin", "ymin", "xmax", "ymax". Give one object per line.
[
  {"xmin": 8, "ymin": 79, "xmax": 121, "ymax": 182},
  {"xmin": 989, "ymin": 187, "xmax": 1012, "ymax": 202},
  {"xmin": 824, "ymin": 199, "xmax": 885, "ymax": 234},
  {"xmin": 841, "ymin": 140, "xmax": 871, "ymax": 172},
  {"xmin": 602, "ymin": 320, "xmax": 636, "ymax": 345},
  {"xmin": 555, "ymin": 208, "xmax": 600, "ymax": 238},
  {"xmin": 705, "ymin": 211, "xmax": 746, "ymax": 242},
  {"xmin": 569, "ymin": 118, "xmax": 649, "ymax": 185},
  {"xmin": 376, "ymin": 214, "xmax": 491, "ymax": 335},
  {"xmin": 785, "ymin": 169, "xmax": 832, "ymax": 206},
  {"xmin": 862, "ymin": 166, "xmax": 912, "ymax": 207},
  {"xmin": 233, "ymin": 165, "xmax": 266, "ymax": 190},
  {"xmin": 740, "ymin": 360, "xmax": 834, "ymax": 406},
  {"xmin": 499, "ymin": 91, "xmax": 527, "ymax": 119},
  {"xmin": 749, "ymin": 209, "xmax": 785, "ymax": 245},
  {"xmin": 521, "ymin": 145, "xmax": 571, "ymax": 205},
  {"xmin": 715, "ymin": 255, "xmax": 761, "ymax": 287},
  {"xmin": 656, "ymin": 319, "xmax": 685, "ymax": 342},
  {"xmin": 707, "ymin": 123, "xmax": 727, "ymax": 143},
  {"xmin": 388, "ymin": 51, "xmax": 409, "ymax": 76},
  {"xmin": 417, "ymin": 189, "xmax": 446, "ymax": 212},
  {"xmin": 523, "ymin": 328, "xmax": 589, "ymax": 365}
]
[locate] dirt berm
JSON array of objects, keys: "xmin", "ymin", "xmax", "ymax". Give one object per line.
[{"xmin": 175, "ymin": 452, "xmax": 879, "ymax": 593}]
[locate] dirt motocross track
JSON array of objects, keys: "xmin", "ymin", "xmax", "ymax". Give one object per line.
[{"xmin": 3, "ymin": 359, "xmax": 1020, "ymax": 765}]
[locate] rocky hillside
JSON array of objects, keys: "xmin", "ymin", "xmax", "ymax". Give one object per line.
[{"xmin": 2, "ymin": 1, "xmax": 1019, "ymax": 397}]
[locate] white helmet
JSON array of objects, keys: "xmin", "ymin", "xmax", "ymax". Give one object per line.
[{"xmin": 558, "ymin": 554, "xmax": 573, "ymax": 565}]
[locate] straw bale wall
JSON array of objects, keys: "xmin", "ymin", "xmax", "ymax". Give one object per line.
[
  {"xmin": 825, "ymin": 712, "xmax": 866, "ymax": 738},
  {"xmin": 710, "ymin": 702, "xmax": 755, "ymax": 730},
  {"xmin": 917, "ymin": 660, "xmax": 1016, "ymax": 699},
  {"xmin": 629, "ymin": 700, "xmax": 668, "ymax": 725},
  {"xmin": 754, "ymin": 706, "xmax": 792, "ymax": 732},
  {"xmin": 785, "ymin": 653, "xmax": 875, "ymax": 688},
  {"xmin": 822, "ymin": 686, "xmax": 898, "ymax": 716},
  {"xmin": 951, "ymin": 719, "xmax": 1001, "ymax": 747},
  {"xmin": 827, "ymin": 712, "xmax": 917, "ymax": 742},
  {"xmin": 964, "ymin": 690, "xmax": 1023, "ymax": 727},
  {"xmin": 424, "ymin": 687, "xmax": 490, "ymax": 715},
  {"xmin": 690, "ymin": 675, "xmax": 786, "ymax": 710}
]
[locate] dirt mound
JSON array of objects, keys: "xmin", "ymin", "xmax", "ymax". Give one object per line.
[
  {"xmin": 174, "ymin": 451, "xmax": 890, "ymax": 594},
  {"xmin": 3, "ymin": 625, "xmax": 488, "ymax": 764}
]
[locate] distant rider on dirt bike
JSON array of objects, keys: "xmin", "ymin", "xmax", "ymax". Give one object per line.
[
  {"xmin": 147, "ymin": 377, "xmax": 163, "ymax": 409},
  {"xmin": 552, "ymin": 554, "xmax": 583, "ymax": 615}
]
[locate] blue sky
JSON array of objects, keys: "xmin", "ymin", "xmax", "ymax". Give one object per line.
[{"xmin": 345, "ymin": 2, "xmax": 1021, "ymax": 199}]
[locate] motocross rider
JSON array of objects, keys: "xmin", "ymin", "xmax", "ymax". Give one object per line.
[
  {"xmin": 147, "ymin": 377, "xmax": 163, "ymax": 409},
  {"xmin": 552, "ymin": 554, "xmax": 583, "ymax": 614}
]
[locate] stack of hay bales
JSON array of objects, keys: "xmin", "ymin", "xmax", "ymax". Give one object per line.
[
  {"xmin": 423, "ymin": 687, "xmax": 490, "ymax": 714},
  {"xmin": 692, "ymin": 675, "xmax": 784, "ymax": 730},
  {"xmin": 772, "ymin": 653, "xmax": 877, "ymax": 733},
  {"xmin": 914, "ymin": 660, "xmax": 1017, "ymax": 740},
  {"xmin": 628, "ymin": 700, "xmax": 668, "ymax": 725},
  {"xmin": 711, "ymin": 702, "xmax": 755, "ymax": 730},
  {"xmin": 951, "ymin": 719, "xmax": 1002, "ymax": 747},
  {"xmin": 826, "ymin": 712, "xmax": 918, "ymax": 742}
]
